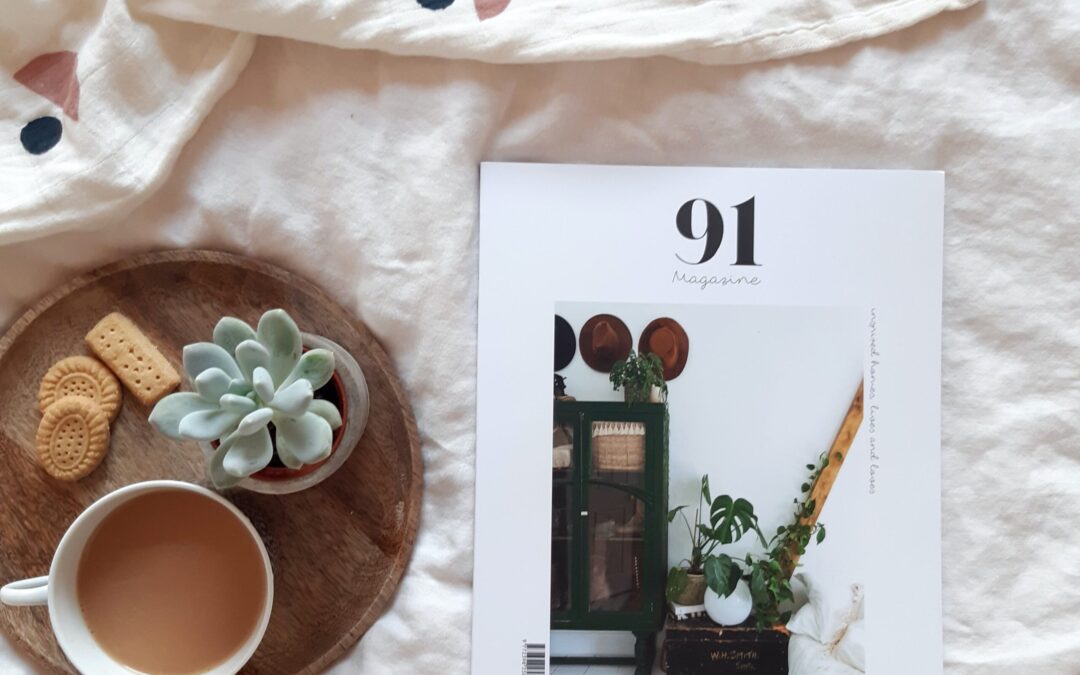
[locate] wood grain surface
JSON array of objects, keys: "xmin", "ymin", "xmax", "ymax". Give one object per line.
[
  {"xmin": 783, "ymin": 380, "xmax": 863, "ymax": 578},
  {"xmin": 0, "ymin": 250, "xmax": 423, "ymax": 674}
]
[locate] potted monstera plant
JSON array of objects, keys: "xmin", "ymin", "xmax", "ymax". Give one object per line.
[
  {"xmin": 671, "ymin": 458, "xmax": 831, "ymax": 630},
  {"xmin": 666, "ymin": 475, "xmax": 713, "ymax": 605},
  {"xmin": 149, "ymin": 309, "xmax": 368, "ymax": 494},
  {"xmin": 668, "ymin": 474, "xmax": 768, "ymax": 623}
]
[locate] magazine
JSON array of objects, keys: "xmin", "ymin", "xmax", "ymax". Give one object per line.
[{"xmin": 473, "ymin": 163, "xmax": 943, "ymax": 675}]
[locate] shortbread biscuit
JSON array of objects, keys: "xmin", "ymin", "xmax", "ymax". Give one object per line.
[
  {"xmin": 38, "ymin": 356, "xmax": 122, "ymax": 421},
  {"xmin": 36, "ymin": 396, "xmax": 110, "ymax": 481},
  {"xmin": 85, "ymin": 312, "xmax": 180, "ymax": 406}
]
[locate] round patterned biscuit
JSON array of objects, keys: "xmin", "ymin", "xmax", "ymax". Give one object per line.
[
  {"xmin": 35, "ymin": 397, "xmax": 110, "ymax": 482},
  {"xmin": 38, "ymin": 356, "xmax": 121, "ymax": 421}
]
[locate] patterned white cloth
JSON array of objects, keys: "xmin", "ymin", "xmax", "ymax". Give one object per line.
[
  {"xmin": 136, "ymin": 0, "xmax": 978, "ymax": 64},
  {"xmin": 3, "ymin": 0, "xmax": 1079, "ymax": 673},
  {"xmin": 0, "ymin": 0, "xmax": 977, "ymax": 245},
  {"xmin": 0, "ymin": 2, "xmax": 252, "ymax": 244}
]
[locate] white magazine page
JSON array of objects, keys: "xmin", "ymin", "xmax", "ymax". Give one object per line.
[{"xmin": 473, "ymin": 163, "xmax": 943, "ymax": 675}]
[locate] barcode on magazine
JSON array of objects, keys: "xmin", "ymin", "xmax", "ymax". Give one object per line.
[{"xmin": 522, "ymin": 641, "xmax": 546, "ymax": 674}]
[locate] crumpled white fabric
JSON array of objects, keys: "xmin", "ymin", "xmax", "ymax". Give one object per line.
[
  {"xmin": 136, "ymin": 0, "xmax": 979, "ymax": 64},
  {"xmin": 790, "ymin": 634, "xmax": 864, "ymax": 675},
  {"xmin": 2, "ymin": 0, "xmax": 1079, "ymax": 674},
  {"xmin": 787, "ymin": 573, "xmax": 863, "ymax": 648},
  {"xmin": 0, "ymin": 0, "xmax": 977, "ymax": 244}
]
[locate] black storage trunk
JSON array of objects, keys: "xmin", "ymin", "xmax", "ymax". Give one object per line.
[{"xmin": 661, "ymin": 615, "xmax": 789, "ymax": 675}]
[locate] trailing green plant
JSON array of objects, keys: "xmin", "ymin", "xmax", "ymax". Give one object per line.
[
  {"xmin": 742, "ymin": 451, "xmax": 831, "ymax": 629},
  {"xmin": 609, "ymin": 350, "xmax": 667, "ymax": 403},
  {"xmin": 666, "ymin": 453, "xmax": 832, "ymax": 630},
  {"xmin": 770, "ymin": 449, "xmax": 834, "ymax": 578}
]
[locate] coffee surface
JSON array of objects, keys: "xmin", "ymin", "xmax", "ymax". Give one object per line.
[{"xmin": 77, "ymin": 489, "xmax": 267, "ymax": 674}]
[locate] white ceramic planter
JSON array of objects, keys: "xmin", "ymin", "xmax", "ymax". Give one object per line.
[
  {"xmin": 622, "ymin": 384, "xmax": 664, "ymax": 403},
  {"xmin": 704, "ymin": 579, "xmax": 753, "ymax": 626}
]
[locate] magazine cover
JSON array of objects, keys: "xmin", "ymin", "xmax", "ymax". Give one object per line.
[{"xmin": 473, "ymin": 163, "xmax": 943, "ymax": 675}]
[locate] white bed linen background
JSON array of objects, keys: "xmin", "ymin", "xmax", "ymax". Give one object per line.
[{"xmin": 1, "ymin": 1, "xmax": 1078, "ymax": 673}]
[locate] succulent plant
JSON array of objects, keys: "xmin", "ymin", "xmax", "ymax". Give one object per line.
[{"xmin": 149, "ymin": 309, "xmax": 343, "ymax": 488}]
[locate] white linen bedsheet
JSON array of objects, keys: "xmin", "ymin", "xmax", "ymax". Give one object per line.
[
  {"xmin": 790, "ymin": 634, "xmax": 864, "ymax": 675},
  {"xmin": 1, "ymin": 1, "xmax": 1079, "ymax": 674}
]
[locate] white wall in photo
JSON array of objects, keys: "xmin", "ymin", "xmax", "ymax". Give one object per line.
[{"xmin": 552, "ymin": 301, "xmax": 867, "ymax": 658}]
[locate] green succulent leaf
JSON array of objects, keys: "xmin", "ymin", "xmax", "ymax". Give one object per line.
[
  {"xmin": 222, "ymin": 427, "xmax": 273, "ymax": 477},
  {"xmin": 308, "ymin": 399, "xmax": 343, "ymax": 430},
  {"xmin": 194, "ymin": 367, "xmax": 232, "ymax": 403},
  {"xmin": 177, "ymin": 408, "xmax": 244, "ymax": 441},
  {"xmin": 274, "ymin": 435, "xmax": 304, "ymax": 469},
  {"xmin": 252, "ymin": 367, "xmax": 276, "ymax": 404},
  {"xmin": 183, "ymin": 342, "xmax": 242, "ymax": 382},
  {"xmin": 208, "ymin": 437, "xmax": 243, "ymax": 489},
  {"xmin": 213, "ymin": 317, "xmax": 256, "ymax": 357},
  {"xmin": 256, "ymin": 309, "xmax": 302, "ymax": 385},
  {"xmin": 281, "ymin": 349, "xmax": 336, "ymax": 391},
  {"xmin": 275, "ymin": 412, "xmax": 333, "ymax": 465},
  {"xmin": 270, "ymin": 379, "xmax": 313, "ymax": 417},
  {"xmin": 235, "ymin": 408, "xmax": 273, "ymax": 436},
  {"xmin": 219, "ymin": 393, "xmax": 257, "ymax": 414},
  {"xmin": 148, "ymin": 393, "xmax": 218, "ymax": 439},
  {"xmin": 226, "ymin": 379, "xmax": 252, "ymax": 396},
  {"xmin": 235, "ymin": 339, "xmax": 271, "ymax": 384}
]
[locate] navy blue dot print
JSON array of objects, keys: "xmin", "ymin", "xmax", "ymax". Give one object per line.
[
  {"xmin": 417, "ymin": 0, "xmax": 454, "ymax": 8},
  {"xmin": 20, "ymin": 116, "xmax": 62, "ymax": 155}
]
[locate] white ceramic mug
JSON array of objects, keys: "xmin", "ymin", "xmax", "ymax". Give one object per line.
[{"xmin": 0, "ymin": 480, "xmax": 273, "ymax": 675}]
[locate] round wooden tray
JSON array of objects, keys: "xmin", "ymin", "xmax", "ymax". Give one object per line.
[{"xmin": 0, "ymin": 250, "xmax": 423, "ymax": 674}]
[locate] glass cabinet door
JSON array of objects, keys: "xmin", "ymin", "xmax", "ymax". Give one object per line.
[
  {"xmin": 551, "ymin": 418, "xmax": 575, "ymax": 614},
  {"xmin": 586, "ymin": 419, "xmax": 648, "ymax": 613}
]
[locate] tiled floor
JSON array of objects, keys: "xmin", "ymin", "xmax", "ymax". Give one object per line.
[
  {"xmin": 550, "ymin": 665, "xmax": 663, "ymax": 675},
  {"xmin": 549, "ymin": 666, "xmax": 635, "ymax": 675}
]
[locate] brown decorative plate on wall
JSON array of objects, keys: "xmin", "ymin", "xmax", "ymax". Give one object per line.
[{"xmin": 0, "ymin": 250, "xmax": 423, "ymax": 674}]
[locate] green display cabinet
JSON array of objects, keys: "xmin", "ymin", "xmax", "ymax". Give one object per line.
[{"xmin": 551, "ymin": 400, "xmax": 668, "ymax": 675}]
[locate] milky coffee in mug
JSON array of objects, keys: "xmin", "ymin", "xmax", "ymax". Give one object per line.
[
  {"xmin": 0, "ymin": 481, "xmax": 273, "ymax": 675},
  {"xmin": 78, "ymin": 488, "xmax": 268, "ymax": 673}
]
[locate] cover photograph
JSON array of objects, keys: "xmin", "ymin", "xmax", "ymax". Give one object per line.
[{"xmin": 473, "ymin": 163, "xmax": 943, "ymax": 675}]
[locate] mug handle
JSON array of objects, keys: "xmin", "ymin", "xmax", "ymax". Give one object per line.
[{"xmin": 0, "ymin": 577, "xmax": 49, "ymax": 606}]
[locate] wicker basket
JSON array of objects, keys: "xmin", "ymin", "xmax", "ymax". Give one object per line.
[{"xmin": 592, "ymin": 421, "xmax": 646, "ymax": 472}]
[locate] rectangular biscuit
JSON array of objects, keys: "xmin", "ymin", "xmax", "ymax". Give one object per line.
[{"xmin": 85, "ymin": 312, "xmax": 181, "ymax": 407}]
